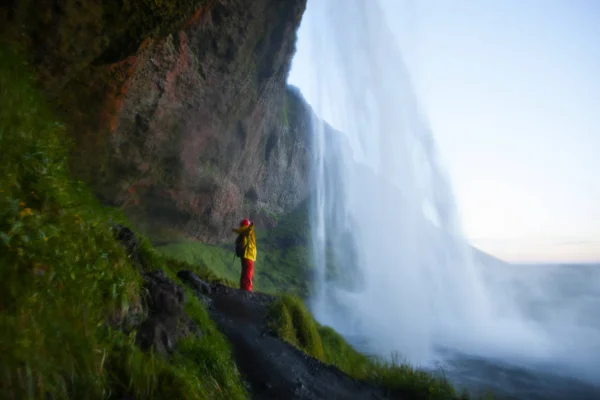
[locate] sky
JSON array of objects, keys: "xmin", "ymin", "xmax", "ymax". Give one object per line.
[{"xmin": 288, "ymin": 0, "xmax": 600, "ymax": 263}]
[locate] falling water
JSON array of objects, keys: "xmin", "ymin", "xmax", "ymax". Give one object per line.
[
  {"xmin": 306, "ymin": 0, "xmax": 501, "ymax": 363},
  {"xmin": 296, "ymin": 0, "xmax": 600, "ymax": 394}
]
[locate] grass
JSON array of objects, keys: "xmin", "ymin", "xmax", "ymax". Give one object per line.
[
  {"xmin": 103, "ymin": 284, "xmax": 246, "ymax": 400},
  {"xmin": 157, "ymin": 199, "xmax": 313, "ymax": 295},
  {"xmin": 268, "ymin": 295, "xmax": 469, "ymax": 400},
  {"xmin": 158, "ymin": 241, "xmax": 311, "ymax": 295},
  {"xmin": 1, "ymin": 44, "xmax": 137, "ymax": 398},
  {"xmin": 267, "ymin": 295, "xmax": 325, "ymax": 360},
  {"xmin": 0, "ymin": 45, "xmax": 246, "ymax": 399},
  {"xmin": 153, "ymin": 286, "xmax": 246, "ymax": 399}
]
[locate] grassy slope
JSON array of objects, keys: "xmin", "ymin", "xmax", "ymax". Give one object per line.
[
  {"xmin": 158, "ymin": 203, "xmax": 478, "ymax": 398},
  {"xmin": 268, "ymin": 296, "xmax": 470, "ymax": 400},
  {"xmin": 0, "ymin": 46, "xmax": 246, "ymax": 400},
  {"xmin": 158, "ymin": 241, "xmax": 310, "ymax": 296},
  {"xmin": 158, "ymin": 200, "xmax": 313, "ymax": 296}
]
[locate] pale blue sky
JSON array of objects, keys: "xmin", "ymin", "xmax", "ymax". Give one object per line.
[{"xmin": 289, "ymin": 0, "xmax": 600, "ymax": 263}]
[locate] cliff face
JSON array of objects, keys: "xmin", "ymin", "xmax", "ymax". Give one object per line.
[
  {"xmin": 109, "ymin": 1, "xmax": 309, "ymax": 242},
  {"xmin": 2, "ymin": 0, "xmax": 309, "ymax": 243}
]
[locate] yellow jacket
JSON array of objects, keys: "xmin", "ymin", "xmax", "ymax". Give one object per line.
[{"xmin": 233, "ymin": 223, "xmax": 257, "ymax": 261}]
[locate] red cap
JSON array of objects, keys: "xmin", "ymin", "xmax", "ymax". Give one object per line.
[{"xmin": 240, "ymin": 219, "xmax": 250, "ymax": 227}]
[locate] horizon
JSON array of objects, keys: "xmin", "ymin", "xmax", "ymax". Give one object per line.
[
  {"xmin": 288, "ymin": 0, "xmax": 600, "ymax": 264},
  {"xmin": 473, "ymin": 244, "xmax": 600, "ymax": 265}
]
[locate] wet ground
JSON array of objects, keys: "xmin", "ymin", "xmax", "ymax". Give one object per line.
[
  {"xmin": 178, "ymin": 271, "xmax": 391, "ymax": 400},
  {"xmin": 439, "ymin": 351, "xmax": 600, "ymax": 400}
]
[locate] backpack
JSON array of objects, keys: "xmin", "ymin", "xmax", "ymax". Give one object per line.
[{"xmin": 235, "ymin": 234, "xmax": 246, "ymax": 258}]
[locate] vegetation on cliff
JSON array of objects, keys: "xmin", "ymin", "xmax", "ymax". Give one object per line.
[{"xmin": 0, "ymin": 46, "xmax": 246, "ymax": 399}]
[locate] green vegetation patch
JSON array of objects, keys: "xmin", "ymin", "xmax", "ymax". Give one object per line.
[
  {"xmin": 0, "ymin": 44, "xmax": 140, "ymax": 398},
  {"xmin": 268, "ymin": 295, "xmax": 325, "ymax": 361},
  {"xmin": 104, "ymin": 287, "xmax": 247, "ymax": 400},
  {"xmin": 158, "ymin": 200, "xmax": 313, "ymax": 295},
  {"xmin": 159, "ymin": 288, "xmax": 247, "ymax": 399},
  {"xmin": 158, "ymin": 241, "xmax": 310, "ymax": 295},
  {"xmin": 158, "ymin": 242, "xmax": 240, "ymax": 282},
  {"xmin": 104, "ymin": 234, "xmax": 247, "ymax": 399},
  {"xmin": 268, "ymin": 295, "xmax": 467, "ymax": 400},
  {"xmin": 0, "ymin": 46, "xmax": 246, "ymax": 399}
]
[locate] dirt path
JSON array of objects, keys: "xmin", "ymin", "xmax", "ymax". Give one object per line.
[{"xmin": 178, "ymin": 271, "xmax": 391, "ymax": 400}]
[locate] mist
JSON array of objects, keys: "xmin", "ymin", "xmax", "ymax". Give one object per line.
[{"xmin": 292, "ymin": 0, "xmax": 600, "ymax": 395}]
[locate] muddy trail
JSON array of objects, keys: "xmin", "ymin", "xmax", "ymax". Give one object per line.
[{"xmin": 177, "ymin": 271, "xmax": 391, "ymax": 400}]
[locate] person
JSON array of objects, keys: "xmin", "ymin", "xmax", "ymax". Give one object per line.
[{"xmin": 233, "ymin": 218, "xmax": 256, "ymax": 292}]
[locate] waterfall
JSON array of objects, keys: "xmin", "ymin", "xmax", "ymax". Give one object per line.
[
  {"xmin": 303, "ymin": 0, "xmax": 488, "ymax": 364},
  {"xmin": 298, "ymin": 0, "xmax": 560, "ymax": 368},
  {"xmin": 293, "ymin": 0, "xmax": 600, "ymax": 389}
]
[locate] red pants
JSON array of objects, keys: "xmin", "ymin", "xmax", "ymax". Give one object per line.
[{"xmin": 240, "ymin": 258, "xmax": 254, "ymax": 292}]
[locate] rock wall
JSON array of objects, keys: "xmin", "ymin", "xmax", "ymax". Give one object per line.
[
  {"xmin": 2, "ymin": 0, "xmax": 310, "ymax": 243},
  {"xmin": 108, "ymin": 0, "xmax": 310, "ymax": 242}
]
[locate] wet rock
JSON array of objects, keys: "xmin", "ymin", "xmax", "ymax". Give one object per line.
[
  {"xmin": 112, "ymin": 224, "xmax": 200, "ymax": 355},
  {"xmin": 179, "ymin": 271, "xmax": 389, "ymax": 399},
  {"xmin": 137, "ymin": 316, "xmax": 176, "ymax": 354},
  {"xmin": 178, "ymin": 270, "xmax": 213, "ymax": 295},
  {"xmin": 143, "ymin": 270, "xmax": 185, "ymax": 315},
  {"xmin": 177, "ymin": 270, "xmax": 214, "ymax": 308},
  {"xmin": 112, "ymin": 224, "xmax": 143, "ymax": 268},
  {"xmin": 98, "ymin": 0, "xmax": 310, "ymax": 243},
  {"xmin": 136, "ymin": 270, "xmax": 200, "ymax": 355}
]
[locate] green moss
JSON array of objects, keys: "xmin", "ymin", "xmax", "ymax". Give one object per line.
[{"xmin": 267, "ymin": 295, "xmax": 466, "ymax": 400}]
